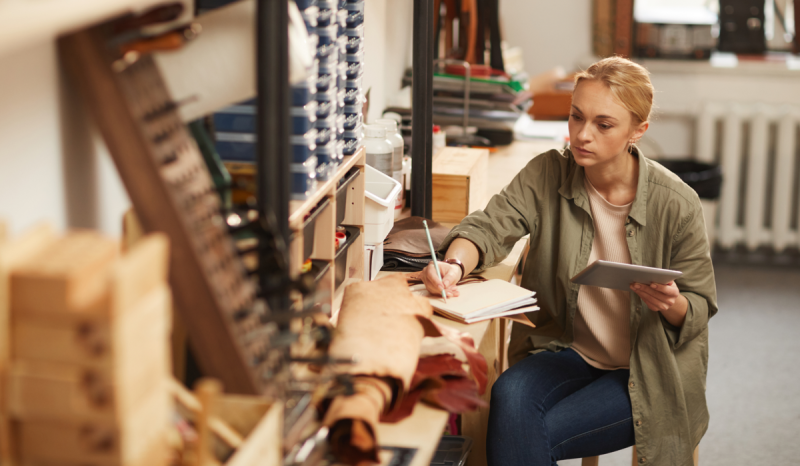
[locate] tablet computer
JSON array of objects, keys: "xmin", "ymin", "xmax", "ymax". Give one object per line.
[{"xmin": 570, "ymin": 260, "xmax": 683, "ymax": 291}]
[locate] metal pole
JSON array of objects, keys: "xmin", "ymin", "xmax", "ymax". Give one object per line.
[
  {"xmin": 257, "ymin": 0, "xmax": 291, "ymax": 311},
  {"xmin": 411, "ymin": 0, "xmax": 434, "ymax": 219}
]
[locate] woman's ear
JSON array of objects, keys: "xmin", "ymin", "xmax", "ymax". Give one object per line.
[{"xmin": 633, "ymin": 121, "xmax": 649, "ymax": 142}]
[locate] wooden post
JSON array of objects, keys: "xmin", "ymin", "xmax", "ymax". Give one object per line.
[{"xmin": 196, "ymin": 378, "xmax": 223, "ymax": 466}]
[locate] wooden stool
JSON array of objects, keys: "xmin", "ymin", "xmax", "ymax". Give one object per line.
[{"xmin": 581, "ymin": 445, "xmax": 699, "ymax": 466}]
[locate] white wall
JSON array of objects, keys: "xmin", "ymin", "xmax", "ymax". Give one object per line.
[
  {"xmin": 0, "ymin": 40, "xmax": 131, "ymax": 237},
  {"xmin": 363, "ymin": 0, "xmax": 414, "ymax": 123},
  {"xmin": 499, "ymin": 0, "xmax": 595, "ymax": 77},
  {"xmin": 0, "ymin": 41, "xmax": 67, "ymax": 235}
]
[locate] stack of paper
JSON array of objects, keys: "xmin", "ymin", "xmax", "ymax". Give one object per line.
[
  {"xmin": 411, "ymin": 279, "xmax": 539, "ymax": 324},
  {"xmin": 402, "ymin": 70, "xmax": 533, "ymax": 132}
]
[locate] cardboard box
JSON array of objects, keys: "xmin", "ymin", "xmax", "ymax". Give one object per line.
[{"xmin": 432, "ymin": 147, "xmax": 489, "ymax": 223}]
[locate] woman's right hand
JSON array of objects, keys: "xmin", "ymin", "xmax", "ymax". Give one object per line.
[{"xmin": 420, "ymin": 261, "xmax": 462, "ymax": 298}]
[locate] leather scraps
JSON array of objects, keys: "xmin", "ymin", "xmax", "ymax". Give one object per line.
[
  {"xmin": 382, "ymin": 353, "xmax": 487, "ymax": 423},
  {"xmin": 326, "ymin": 377, "xmax": 393, "ymax": 466},
  {"xmin": 324, "ymin": 274, "xmax": 488, "ymax": 465},
  {"xmin": 328, "ymin": 274, "xmax": 432, "ymax": 392},
  {"xmin": 381, "ymin": 217, "xmax": 451, "ymax": 272}
]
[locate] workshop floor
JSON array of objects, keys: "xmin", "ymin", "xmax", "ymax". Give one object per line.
[{"xmin": 559, "ymin": 261, "xmax": 800, "ymax": 466}]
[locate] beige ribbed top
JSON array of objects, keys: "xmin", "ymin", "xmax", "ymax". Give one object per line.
[{"xmin": 572, "ymin": 178, "xmax": 633, "ymax": 370}]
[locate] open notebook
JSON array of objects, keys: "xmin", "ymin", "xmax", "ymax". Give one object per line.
[{"xmin": 410, "ymin": 279, "xmax": 539, "ymax": 324}]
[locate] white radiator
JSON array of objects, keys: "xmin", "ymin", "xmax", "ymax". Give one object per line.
[{"xmin": 695, "ymin": 103, "xmax": 800, "ymax": 251}]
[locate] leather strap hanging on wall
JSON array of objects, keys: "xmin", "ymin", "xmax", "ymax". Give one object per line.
[
  {"xmin": 593, "ymin": 0, "xmax": 615, "ymax": 57},
  {"xmin": 794, "ymin": 0, "xmax": 799, "ymax": 54},
  {"xmin": 433, "ymin": 0, "xmax": 504, "ymax": 71},
  {"xmin": 592, "ymin": 0, "xmax": 634, "ymax": 58},
  {"xmin": 613, "ymin": 0, "xmax": 634, "ymax": 57},
  {"xmin": 476, "ymin": 0, "xmax": 505, "ymax": 71}
]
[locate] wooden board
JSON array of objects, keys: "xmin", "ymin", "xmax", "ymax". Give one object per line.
[
  {"xmin": 225, "ymin": 401, "xmax": 282, "ymax": 466},
  {"xmin": 311, "ymin": 199, "xmax": 336, "ymax": 262},
  {"xmin": 374, "ymin": 403, "xmax": 448, "ymax": 466},
  {"xmin": 341, "ymin": 167, "xmax": 365, "ymax": 227}
]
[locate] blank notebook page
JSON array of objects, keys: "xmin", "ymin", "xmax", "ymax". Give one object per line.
[{"xmin": 411, "ymin": 279, "xmax": 536, "ymax": 318}]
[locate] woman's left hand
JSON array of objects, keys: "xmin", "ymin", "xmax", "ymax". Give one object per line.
[
  {"xmin": 630, "ymin": 281, "xmax": 688, "ymax": 327},
  {"xmin": 631, "ymin": 281, "xmax": 680, "ymax": 312},
  {"xmin": 631, "ymin": 281, "xmax": 679, "ymax": 312}
]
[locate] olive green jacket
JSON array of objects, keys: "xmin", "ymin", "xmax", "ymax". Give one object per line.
[{"xmin": 439, "ymin": 147, "xmax": 718, "ymax": 466}]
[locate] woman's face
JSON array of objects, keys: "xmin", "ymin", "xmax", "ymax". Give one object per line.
[{"xmin": 568, "ymin": 79, "xmax": 647, "ymax": 169}]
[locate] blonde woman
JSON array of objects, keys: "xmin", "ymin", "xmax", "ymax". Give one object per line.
[{"xmin": 421, "ymin": 57, "xmax": 717, "ymax": 466}]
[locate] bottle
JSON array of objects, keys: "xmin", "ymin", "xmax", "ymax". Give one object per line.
[
  {"xmin": 432, "ymin": 124, "xmax": 446, "ymax": 153},
  {"xmin": 363, "ymin": 125, "xmax": 393, "ymax": 177},
  {"xmin": 376, "ymin": 118, "xmax": 404, "ymax": 219}
]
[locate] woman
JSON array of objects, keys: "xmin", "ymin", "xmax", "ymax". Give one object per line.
[{"xmin": 421, "ymin": 57, "xmax": 717, "ymax": 466}]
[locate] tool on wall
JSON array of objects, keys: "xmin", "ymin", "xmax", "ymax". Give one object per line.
[
  {"xmin": 60, "ymin": 8, "xmax": 358, "ymax": 465},
  {"xmin": 59, "ymin": 4, "xmax": 286, "ymax": 396}
]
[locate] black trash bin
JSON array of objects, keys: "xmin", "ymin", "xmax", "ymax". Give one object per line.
[{"xmin": 656, "ymin": 160, "xmax": 722, "ymax": 200}]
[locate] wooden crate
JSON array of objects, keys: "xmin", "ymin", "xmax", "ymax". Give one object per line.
[
  {"xmin": 15, "ymin": 385, "xmax": 171, "ymax": 465},
  {"xmin": 5, "ymin": 232, "xmax": 173, "ymax": 465},
  {"xmin": 10, "ymin": 231, "xmax": 119, "ymax": 315},
  {"xmin": 0, "ymin": 224, "xmax": 58, "ymax": 464},
  {"xmin": 432, "ymin": 147, "xmax": 489, "ymax": 223},
  {"xmin": 7, "ymin": 287, "xmax": 171, "ymax": 422},
  {"xmin": 174, "ymin": 378, "xmax": 283, "ymax": 466},
  {"xmin": 11, "ymin": 284, "xmax": 170, "ymax": 368}
]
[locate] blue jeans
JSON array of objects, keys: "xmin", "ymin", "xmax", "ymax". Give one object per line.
[{"xmin": 486, "ymin": 348, "xmax": 635, "ymax": 466}]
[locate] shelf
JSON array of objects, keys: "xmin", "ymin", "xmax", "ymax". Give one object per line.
[
  {"xmin": 0, "ymin": 0, "xmax": 187, "ymax": 58},
  {"xmin": 331, "ymin": 277, "xmax": 361, "ymax": 320},
  {"xmin": 288, "ymin": 146, "xmax": 366, "ymax": 230}
]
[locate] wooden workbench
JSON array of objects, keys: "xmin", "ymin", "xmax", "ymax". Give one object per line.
[{"xmin": 375, "ymin": 140, "xmax": 561, "ymax": 466}]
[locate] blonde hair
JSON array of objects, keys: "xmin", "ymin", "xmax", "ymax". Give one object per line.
[{"xmin": 574, "ymin": 56, "xmax": 654, "ymax": 124}]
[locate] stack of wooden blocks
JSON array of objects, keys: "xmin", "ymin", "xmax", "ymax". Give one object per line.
[{"xmin": 0, "ymin": 226, "xmax": 173, "ymax": 465}]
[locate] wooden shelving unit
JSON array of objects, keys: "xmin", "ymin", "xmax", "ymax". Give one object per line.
[{"xmin": 288, "ymin": 147, "xmax": 366, "ymax": 316}]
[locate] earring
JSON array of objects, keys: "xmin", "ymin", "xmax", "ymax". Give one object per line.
[{"xmin": 628, "ymin": 139, "xmax": 636, "ymax": 154}]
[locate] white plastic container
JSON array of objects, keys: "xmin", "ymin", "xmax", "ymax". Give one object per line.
[
  {"xmin": 364, "ymin": 164, "xmax": 402, "ymax": 245},
  {"xmin": 376, "ymin": 119, "xmax": 404, "ymax": 218},
  {"xmin": 363, "ymin": 124, "xmax": 393, "ymax": 177},
  {"xmin": 364, "ymin": 241, "xmax": 384, "ymax": 280}
]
